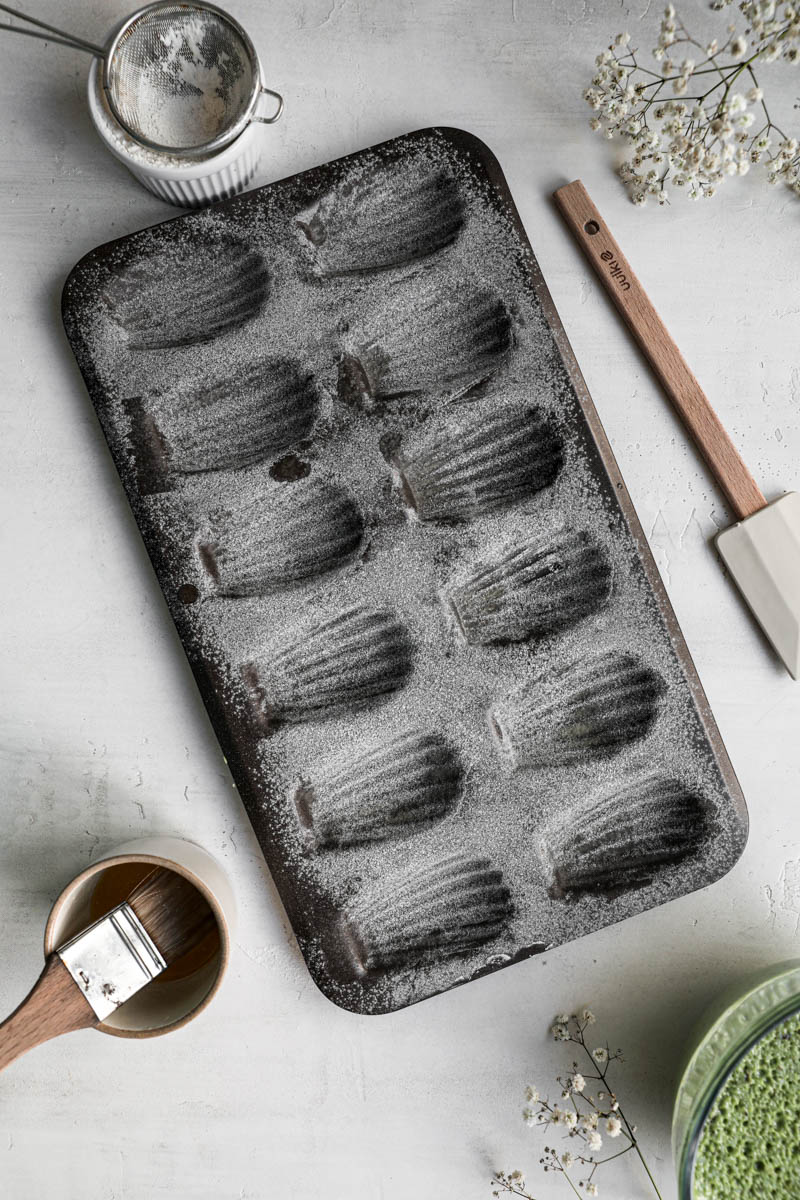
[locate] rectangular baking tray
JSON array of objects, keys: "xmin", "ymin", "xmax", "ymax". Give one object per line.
[{"xmin": 62, "ymin": 127, "xmax": 747, "ymax": 1014}]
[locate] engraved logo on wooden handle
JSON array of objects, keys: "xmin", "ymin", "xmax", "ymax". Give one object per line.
[{"xmin": 599, "ymin": 249, "xmax": 631, "ymax": 291}]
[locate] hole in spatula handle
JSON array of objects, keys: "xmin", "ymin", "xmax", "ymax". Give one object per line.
[{"xmin": 584, "ymin": 220, "xmax": 600, "ymax": 235}]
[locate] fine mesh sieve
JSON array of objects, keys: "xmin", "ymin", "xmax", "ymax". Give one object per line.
[
  {"xmin": 104, "ymin": 2, "xmax": 283, "ymax": 154},
  {"xmin": 0, "ymin": 0, "xmax": 283, "ymax": 156}
]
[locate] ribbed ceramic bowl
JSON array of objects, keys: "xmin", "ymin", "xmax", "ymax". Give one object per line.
[
  {"xmin": 672, "ymin": 960, "xmax": 800, "ymax": 1197},
  {"xmin": 87, "ymin": 57, "xmax": 264, "ymax": 207}
]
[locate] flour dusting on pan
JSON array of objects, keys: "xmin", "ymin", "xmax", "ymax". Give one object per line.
[{"xmin": 62, "ymin": 129, "xmax": 747, "ymax": 1014}]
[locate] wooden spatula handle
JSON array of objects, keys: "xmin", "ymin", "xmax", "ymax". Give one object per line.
[
  {"xmin": 0, "ymin": 954, "xmax": 96, "ymax": 1072},
  {"xmin": 553, "ymin": 179, "xmax": 766, "ymax": 522}
]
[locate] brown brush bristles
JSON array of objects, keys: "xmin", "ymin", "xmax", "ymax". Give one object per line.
[{"xmin": 126, "ymin": 868, "xmax": 217, "ymax": 964}]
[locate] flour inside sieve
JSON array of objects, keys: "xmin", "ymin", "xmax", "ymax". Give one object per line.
[{"xmin": 106, "ymin": 6, "xmax": 257, "ymax": 151}]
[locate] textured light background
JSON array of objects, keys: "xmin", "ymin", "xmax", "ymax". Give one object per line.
[{"xmin": 1, "ymin": 2, "xmax": 799, "ymax": 1197}]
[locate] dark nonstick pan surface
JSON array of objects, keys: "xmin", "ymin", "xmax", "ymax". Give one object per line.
[{"xmin": 62, "ymin": 128, "xmax": 747, "ymax": 1014}]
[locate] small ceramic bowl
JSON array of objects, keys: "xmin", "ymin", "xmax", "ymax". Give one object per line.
[
  {"xmin": 44, "ymin": 837, "xmax": 235, "ymax": 1038},
  {"xmin": 87, "ymin": 57, "xmax": 265, "ymax": 207}
]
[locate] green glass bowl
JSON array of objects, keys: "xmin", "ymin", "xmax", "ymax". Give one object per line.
[{"xmin": 672, "ymin": 960, "xmax": 800, "ymax": 1197}]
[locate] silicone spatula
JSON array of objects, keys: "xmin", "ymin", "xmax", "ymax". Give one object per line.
[{"xmin": 554, "ymin": 179, "xmax": 800, "ymax": 679}]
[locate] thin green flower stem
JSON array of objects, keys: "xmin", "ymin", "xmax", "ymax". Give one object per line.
[
  {"xmin": 635, "ymin": 64, "xmax": 671, "ymax": 79},
  {"xmin": 606, "ymin": 1097, "xmax": 663, "ymax": 1199},
  {"xmin": 641, "ymin": 80, "xmax": 666, "ymax": 104},
  {"xmin": 638, "ymin": 67, "xmax": 704, "ymax": 88},
  {"xmin": 671, "ymin": 66, "xmax": 742, "ymax": 77},
  {"xmin": 636, "ymin": 67, "xmax": 736, "ymax": 101},
  {"xmin": 560, "ymin": 1170, "xmax": 583, "ymax": 1198},
  {"xmin": 706, "ymin": 60, "xmax": 727, "ymax": 88},
  {"xmin": 676, "ymin": 19, "xmax": 713, "ymax": 61},
  {"xmin": 719, "ymin": 60, "xmax": 749, "ymax": 105},
  {"xmin": 575, "ymin": 1034, "xmax": 664, "ymax": 1200},
  {"xmin": 633, "ymin": 69, "xmax": 753, "ymax": 114},
  {"xmin": 587, "ymin": 1144, "xmax": 637, "ymax": 1167},
  {"xmin": 714, "ymin": 20, "xmax": 795, "ymax": 109},
  {"xmin": 745, "ymin": 64, "xmax": 789, "ymax": 142},
  {"xmin": 494, "ymin": 1165, "xmax": 580, "ymax": 1200},
  {"xmin": 626, "ymin": 61, "xmax": 761, "ymax": 128},
  {"xmin": 622, "ymin": 18, "xmax": 793, "ymax": 117},
  {"xmin": 493, "ymin": 1182, "xmax": 538, "ymax": 1200}
]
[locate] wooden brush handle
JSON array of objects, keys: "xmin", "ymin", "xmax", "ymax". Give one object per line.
[
  {"xmin": 553, "ymin": 179, "xmax": 766, "ymax": 522},
  {"xmin": 0, "ymin": 954, "xmax": 96, "ymax": 1072}
]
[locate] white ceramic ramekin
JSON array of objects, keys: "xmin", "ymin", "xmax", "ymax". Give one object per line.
[
  {"xmin": 87, "ymin": 57, "xmax": 264, "ymax": 207},
  {"xmin": 44, "ymin": 837, "xmax": 235, "ymax": 1038}
]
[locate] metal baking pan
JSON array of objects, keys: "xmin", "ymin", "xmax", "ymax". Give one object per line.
[{"xmin": 62, "ymin": 127, "xmax": 747, "ymax": 1014}]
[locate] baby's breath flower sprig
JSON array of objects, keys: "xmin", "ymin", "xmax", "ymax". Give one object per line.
[
  {"xmin": 493, "ymin": 1011, "xmax": 662, "ymax": 1199},
  {"xmin": 585, "ymin": 2, "xmax": 800, "ymax": 205}
]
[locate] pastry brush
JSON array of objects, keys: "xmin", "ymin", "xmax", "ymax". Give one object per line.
[
  {"xmin": 0, "ymin": 867, "xmax": 216, "ymax": 1072},
  {"xmin": 554, "ymin": 179, "xmax": 800, "ymax": 678}
]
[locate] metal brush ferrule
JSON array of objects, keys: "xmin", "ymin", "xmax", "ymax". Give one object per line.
[{"xmin": 57, "ymin": 902, "xmax": 167, "ymax": 1022}]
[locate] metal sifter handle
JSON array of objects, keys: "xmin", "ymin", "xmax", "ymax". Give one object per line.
[
  {"xmin": 0, "ymin": 1, "xmax": 104, "ymax": 56},
  {"xmin": 253, "ymin": 84, "xmax": 284, "ymax": 125}
]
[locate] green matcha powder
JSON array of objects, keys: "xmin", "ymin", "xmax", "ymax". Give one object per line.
[{"xmin": 694, "ymin": 1011, "xmax": 800, "ymax": 1199}]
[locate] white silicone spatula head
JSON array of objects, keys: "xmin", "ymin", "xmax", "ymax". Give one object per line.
[
  {"xmin": 717, "ymin": 492, "xmax": 800, "ymax": 679},
  {"xmin": 554, "ymin": 180, "xmax": 799, "ymax": 679}
]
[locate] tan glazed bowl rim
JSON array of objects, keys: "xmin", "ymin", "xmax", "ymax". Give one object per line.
[{"xmin": 44, "ymin": 842, "xmax": 232, "ymax": 1039}]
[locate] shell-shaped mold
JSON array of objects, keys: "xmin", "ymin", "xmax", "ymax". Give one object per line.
[
  {"xmin": 199, "ymin": 480, "xmax": 363, "ymax": 596},
  {"xmin": 144, "ymin": 359, "xmax": 320, "ymax": 477},
  {"xmin": 297, "ymin": 164, "xmax": 466, "ymax": 277},
  {"xmin": 545, "ymin": 774, "xmax": 715, "ymax": 898},
  {"xmin": 448, "ymin": 528, "xmax": 612, "ymax": 644},
  {"xmin": 244, "ymin": 605, "xmax": 413, "ymax": 723},
  {"xmin": 396, "ymin": 404, "xmax": 562, "ymax": 523},
  {"xmin": 339, "ymin": 280, "xmax": 514, "ymax": 403},
  {"xmin": 491, "ymin": 650, "xmax": 666, "ymax": 767},
  {"xmin": 105, "ymin": 239, "xmax": 269, "ymax": 350},
  {"xmin": 340, "ymin": 853, "xmax": 514, "ymax": 975},
  {"xmin": 295, "ymin": 729, "xmax": 462, "ymax": 849}
]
